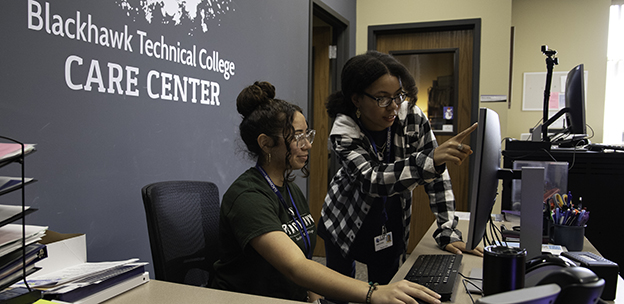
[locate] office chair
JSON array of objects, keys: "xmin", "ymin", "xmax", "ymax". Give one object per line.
[{"xmin": 141, "ymin": 180, "xmax": 220, "ymax": 287}]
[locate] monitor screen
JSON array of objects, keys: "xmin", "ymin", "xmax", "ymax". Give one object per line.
[
  {"xmin": 466, "ymin": 108, "xmax": 502, "ymax": 250},
  {"xmin": 564, "ymin": 64, "xmax": 586, "ymax": 137}
]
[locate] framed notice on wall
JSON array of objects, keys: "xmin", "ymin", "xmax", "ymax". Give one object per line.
[
  {"xmin": 522, "ymin": 70, "xmax": 589, "ymax": 111},
  {"xmin": 522, "ymin": 70, "xmax": 588, "ymax": 128}
]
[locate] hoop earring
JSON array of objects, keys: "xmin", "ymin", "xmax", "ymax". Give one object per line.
[{"xmin": 356, "ymin": 108, "xmax": 361, "ymax": 119}]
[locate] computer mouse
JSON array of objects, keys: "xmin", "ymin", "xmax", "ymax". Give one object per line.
[
  {"xmin": 537, "ymin": 267, "xmax": 605, "ymax": 304},
  {"xmin": 525, "ymin": 254, "xmax": 576, "ymax": 287},
  {"xmin": 526, "ymin": 254, "xmax": 574, "ymax": 272}
]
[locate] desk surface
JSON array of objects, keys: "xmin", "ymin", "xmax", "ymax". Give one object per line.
[
  {"xmin": 391, "ymin": 219, "xmax": 624, "ymax": 303},
  {"xmin": 103, "ymin": 219, "xmax": 622, "ymax": 304},
  {"xmin": 102, "ymin": 279, "xmax": 305, "ymax": 304}
]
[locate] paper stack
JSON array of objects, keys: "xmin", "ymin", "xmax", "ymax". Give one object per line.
[
  {"xmin": 0, "ymin": 143, "xmax": 36, "ymax": 164},
  {"xmin": 0, "ymin": 224, "xmax": 48, "ymax": 290},
  {"xmin": 17, "ymin": 259, "xmax": 148, "ymax": 304}
]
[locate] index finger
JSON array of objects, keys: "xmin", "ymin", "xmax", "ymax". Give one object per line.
[{"xmin": 453, "ymin": 122, "xmax": 478, "ymax": 143}]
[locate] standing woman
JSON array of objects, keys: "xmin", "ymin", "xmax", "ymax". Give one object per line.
[
  {"xmin": 212, "ymin": 81, "xmax": 444, "ymax": 304},
  {"xmin": 320, "ymin": 51, "xmax": 483, "ymax": 288}
]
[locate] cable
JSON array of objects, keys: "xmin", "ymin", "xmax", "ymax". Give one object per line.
[
  {"xmin": 461, "ymin": 276, "xmax": 483, "ymax": 304},
  {"xmin": 585, "ymin": 123, "xmax": 595, "ymax": 141},
  {"xmin": 458, "ymin": 271, "xmax": 483, "ymax": 281},
  {"xmin": 489, "ymin": 215, "xmax": 506, "ymax": 247}
]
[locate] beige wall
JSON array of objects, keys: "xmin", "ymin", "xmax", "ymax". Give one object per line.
[
  {"xmin": 510, "ymin": 0, "xmax": 610, "ymax": 142},
  {"xmin": 356, "ymin": 0, "xmax": 512, "ymax": 137},
  {"xmin": 356, "ymin": 0, "xmax": 611, "ymax": 142}
]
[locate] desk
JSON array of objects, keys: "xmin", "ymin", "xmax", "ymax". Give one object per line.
[
  {"xmin": 502, "ymin": 147, "xmax": 624, "ymax": 270},
  {"xmin": 102, "ymin": 279, "xmax": 305, "ymax": 303},
  {"xmin": 102, "ymin": 219, "xmax": 621, "ymax": 303},
  {"xmin": 391, "ymin": 220, "xmax": 624, "ymax": 303}
]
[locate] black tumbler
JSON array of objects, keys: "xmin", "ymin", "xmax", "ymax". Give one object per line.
[{"xmin": 482, "ymin": 245, "xmax": 527, "ymax": 296}]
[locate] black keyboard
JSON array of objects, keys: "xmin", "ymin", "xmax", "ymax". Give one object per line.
[{"xmin": 404, "ymin": 254, "xmax": 462, "ymax": 302}]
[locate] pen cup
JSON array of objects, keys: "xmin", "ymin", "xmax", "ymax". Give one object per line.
[
  {"xmin": 482, "ymin": 245, "xmax": 526, "ymax": 296},
  {"xmin": 552, "ymin": 224, "xmax": 585, "ymax": 251}
]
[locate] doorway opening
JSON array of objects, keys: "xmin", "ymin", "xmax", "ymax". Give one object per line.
[
  {"xmin": 308, "ymin": 1, "xmax": 349, "ymax": 256},
  {"xmin": 369, "ymin": 19, "xmax": 481, "ymax": 252}
]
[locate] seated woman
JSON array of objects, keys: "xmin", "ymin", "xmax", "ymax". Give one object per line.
[{"xmin": 211, "ymin": 81, "xmax": 443, "ymax": 304}]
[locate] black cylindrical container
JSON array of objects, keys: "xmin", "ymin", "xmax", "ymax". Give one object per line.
[{"xmin": 482, "ymin": 245, "xmax": 527, "ymax": 296}]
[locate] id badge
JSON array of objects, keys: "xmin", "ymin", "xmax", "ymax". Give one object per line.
[{"xmin": 374, "ymin": 231, "xmax": 393, "ymax": 252}]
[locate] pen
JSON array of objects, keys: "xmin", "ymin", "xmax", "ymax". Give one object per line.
[
  {"xmin": 565, "ymin": 209, "xmax": 578, "ymax": 225},
  {"xmin": 579, "ymin": 211, "xmax": 590, "ymax": 226},
  {"xmin": 575, "ymin": 210, "xmax": 586, "ymax": 226}
]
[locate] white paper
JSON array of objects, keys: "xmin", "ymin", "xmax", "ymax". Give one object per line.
[
  {"xmin": 21, "ymin": 258, "xmax": 139, "ymax": 288},
  {"xmin": 0, "ymin": 224, "xmax": 47, "ymax": 255}
]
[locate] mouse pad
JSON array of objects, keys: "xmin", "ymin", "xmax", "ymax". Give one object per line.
[{"xmin": 466, "ymin": 268, "xmax": 483, "ymax": 294}]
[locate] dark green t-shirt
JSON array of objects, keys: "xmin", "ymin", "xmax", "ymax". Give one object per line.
[{"xmin": 212, "ymin": 168, "xmax": 317, "ymax": 301}]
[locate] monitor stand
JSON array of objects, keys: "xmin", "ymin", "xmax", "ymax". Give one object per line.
[
  {"xmin": 519, "ymin": 167, "xmax": 544, "ymax": 260},
  {"xmin": 470, "ymin": 167, "xmax": 545, "ymax": 294}
]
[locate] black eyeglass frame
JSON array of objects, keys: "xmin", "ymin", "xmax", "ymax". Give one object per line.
[{"xmin": 362, "ymin": 90, "xmax": 408, "ymax": 107}]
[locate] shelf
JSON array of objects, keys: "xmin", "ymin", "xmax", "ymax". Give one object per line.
[
  {"xmin": 0, "ymin": 144, "xmax": 36, "ymax": 169},
  {"xmin": 0, "ymin": 179, "xmax": 36, "ymax": 197},
  {"xmin": 0, "ymin": 206, "xmax": 37, "ymax": 229},
  {"xmin": 0, "ymin": 139, "xmax": 40, "ymax": 302}
]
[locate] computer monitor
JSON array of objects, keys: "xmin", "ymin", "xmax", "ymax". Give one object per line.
[
  {"xmin": 466, "ymin": 108, "xmax": 502, "ymax": 250},
  {"xmin": 563, "ymin": 64, "xmax": 586, "ymax": 137}
]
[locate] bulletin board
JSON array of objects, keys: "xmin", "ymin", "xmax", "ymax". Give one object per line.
[
  {"xmin": 522, "ymin": 70, "xmax": 588, "ymax": 128},
  {"xmin": 522, "ymin": 70, "xmax": 589, "ymax": 111}
]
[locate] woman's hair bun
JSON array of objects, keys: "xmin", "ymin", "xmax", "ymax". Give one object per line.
[{"xmin": 237, "ymin": 81, "xmax": 276, "ymax": 117}]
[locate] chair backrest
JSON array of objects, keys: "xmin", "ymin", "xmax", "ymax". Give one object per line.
[{"xmin": 141, "ymin": 181, "xmax": 220, "ymax": 287}]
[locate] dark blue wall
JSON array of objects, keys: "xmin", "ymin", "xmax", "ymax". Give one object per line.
[{"xmin": 0, "ymin": 0, "xmax": 355, "ymax": 277}]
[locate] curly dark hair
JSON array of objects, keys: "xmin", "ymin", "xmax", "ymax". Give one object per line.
[
  {"xmin": 237, "ymin": 81, "xmax": 309, "ymax": 181},
  {"xmin": 326, "ymin": 50, "xmax": 418, "ymax": 119}
]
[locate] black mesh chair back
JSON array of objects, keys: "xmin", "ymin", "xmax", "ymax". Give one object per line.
[{"xmin": 141, "ymin": 181, "xmax": 220, "ymax": 287}]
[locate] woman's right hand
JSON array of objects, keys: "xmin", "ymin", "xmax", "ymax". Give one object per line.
[
  {"xmin": 371, "ymin": 280, "xmax": 441, "ymax": 304},
  {"xmin": 433, "ymin": 123, "xmax": 477, "ymax": 167}
]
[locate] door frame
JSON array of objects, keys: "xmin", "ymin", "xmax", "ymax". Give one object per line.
[
  {"xmin": 368, "ymin": 19, "xmax": 481, "ymax": 152},
  {"xmin": 308, "ymin": 0, "xmax": 350, "ymax": 111},
  {"xmin": 307, "ymin": 0, "xmax": 350, "ymax": 256},
  {"xmin": 368, "ymin": 19, "xmax": 481, "ymax": 199}
]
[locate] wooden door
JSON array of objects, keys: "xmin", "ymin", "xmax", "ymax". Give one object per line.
[
  {"xmin": 309, "ymin": 23, "xmax": 331, "ymax": 257},
  {"xmin": 374, "ymin": 23, "xmax": 478, "ymax": 253}
]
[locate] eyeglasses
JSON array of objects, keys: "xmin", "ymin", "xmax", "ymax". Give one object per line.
[
  {"xmin": 294, "ymin": 129, "xmax": 316, "ymax": 148},
  {"xmin": 363, "ymin": 90, "xmax": 407, "ymax": 107}
]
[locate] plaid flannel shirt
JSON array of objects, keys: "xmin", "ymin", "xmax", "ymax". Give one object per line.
[{"xmin": 320, "ymin": 103, "xmax": 462, "ymax": 257}]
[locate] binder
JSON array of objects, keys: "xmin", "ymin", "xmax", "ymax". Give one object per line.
[
  {"xmin": 0, "ymin": 244, "xmax": 47, "ymax": 290},
  {"xmin": 0, "ymin": 265, "xmax": 40, "ymax": 291},
  {"xmin": 52, "ymin": 272, "xmax": 149, "ymax": 304},
  {"xmin": 0, "ymin": 244, "xmax": 47, "ymax": 278},
  {"xmin": 43, "ymin": 264, "xmax": 146, "ymax": 303}
]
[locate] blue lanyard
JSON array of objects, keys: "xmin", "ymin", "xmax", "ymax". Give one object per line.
[
  {"xmin": 359, "ymin": 125, "xmax": 392, "ymax": 226},
  {"xmin": 255, "ymin": 163, "xmax": 312, "ymax": 259}
]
